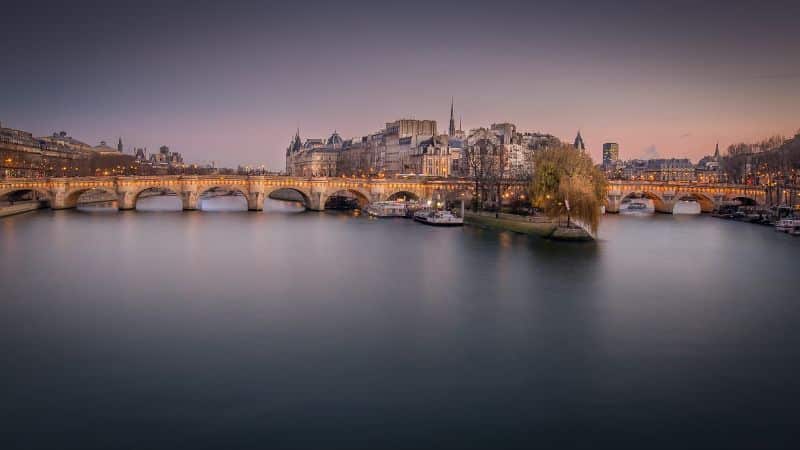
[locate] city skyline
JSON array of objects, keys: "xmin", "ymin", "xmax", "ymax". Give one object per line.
[{"xmin": 2, "ymin": 0, "xmax": 798, "ymax": 168}]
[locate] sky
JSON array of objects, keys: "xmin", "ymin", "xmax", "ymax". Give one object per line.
[{"xmin": 1, "ymin": 0, "xmax": 798, "ymax": 168}]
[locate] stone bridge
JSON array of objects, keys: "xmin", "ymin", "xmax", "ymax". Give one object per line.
[
  {"xmin": 606, "ymin": 181, "xmax": 767, "ymax": 213},
  {"xmin": 1, "ymin": 176, "xmax": 769, "ymax": 214},
  {"xmin": 0, "ymin": 175, "xmax": 480, "ymax": 211}
]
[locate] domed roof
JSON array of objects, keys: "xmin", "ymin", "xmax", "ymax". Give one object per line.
[
  {"xmin": 93, "ymin": 140, "xmax": 119, "ymax": 153},
  {"xmin": 327, "ymin": 131, "xmax": 343, "ymax": 146}
]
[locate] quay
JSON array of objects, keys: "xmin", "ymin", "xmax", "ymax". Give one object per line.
[{"xmin": 0, "ymin": 200, "xmax": 47, "ymax": 218}]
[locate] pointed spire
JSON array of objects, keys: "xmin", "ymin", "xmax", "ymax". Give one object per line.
[
  {"xmin": 573, "ymin": 130, "xmax": 585, "ymax": 151},
  {"xmin": 448, "ymin": 97, "xmax": 456, "ymax": 136},
  {"xmin": 290, "ymin": 127, "xmax": 302, "ymax": 153},
  {"xmin": 714, "ymin": 141, "xmax": 720, "ymax": 159}
]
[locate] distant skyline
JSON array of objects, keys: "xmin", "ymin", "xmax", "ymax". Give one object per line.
[{"xmin": 2, "ymin": 0, "xmax": 798, "ymax": 168}]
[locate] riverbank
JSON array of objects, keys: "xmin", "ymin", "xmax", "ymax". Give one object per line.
[
  {"xmin": 0, "ymin": 201, "xmax": 47, "ymax": 218},
  {"xmin": 464, "ymin": 211, "xmax": 592, "ymax": 241},
  {"xmin": 463, "ymin": 211, "xmax": 595, "ymax": 241}
]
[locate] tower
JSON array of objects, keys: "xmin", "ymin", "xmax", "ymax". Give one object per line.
[
  {"xmin": 602, "ymin": 142, "xmax": 619, "ymax": 167},
  {"xmin": 574, "ymin": 131, "xmax": 585, "ymax": 151},
  {"xmin": 448, "ymin": 98, "xmax": 456, "ymax": 136},
  {"xmin": 713, "ymin": 142, "xmax": 720, "ymax": 160},
  {"xmin": 117, "ymin": 137, "xmax": 123, "ymax": 153}
]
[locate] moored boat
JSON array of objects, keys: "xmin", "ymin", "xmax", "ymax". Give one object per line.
[
  {"xmin": 366, "ymin": 201, "xmax": 408, "ymax": 217},
  {"xmin": 775, "ymin": 217, "xmax": 799, "ymax": 233},
  {"xmin": 620, "ymin": 199, "xmax": 654, "ymax": 215},
  {"xmin": 413, "ymin": 209, "xmax": 464, "ymax": 226}
]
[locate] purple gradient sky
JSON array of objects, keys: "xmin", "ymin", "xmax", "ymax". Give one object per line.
[{"xmin": 1, "ymin": 0, "xmax": 798, "ymax": 168}]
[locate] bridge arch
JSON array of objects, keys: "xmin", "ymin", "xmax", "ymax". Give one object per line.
[
  {"xmin": 322, "ymin": 188, "xmax": 371, "ymax": 209},
  {"xmin": 197, "ymin": 185, "xmax": 250, "ymax": 197},
  {"xmin": 131, "ymin": 185, "xmax": 183, "ymax": 211},
  {"xmin": 621, "ymin": 190, "xmax": 667, "ymax": 213},
  {"xmin": 0, "ymin": 187, "xmax": 52, "ymax": 204},
  {"xmin": 131, "ymin": 184, "xmax": 182, "ymax": 200},
  {"xmin": 265, "ymin": 186, "xmax": 313, "ymax": 209},
  {"xmin": 64, "ymin": 186, "xmax": 119, "ymax": 209},
  {"xmin": 197, "ymin": 185, "xmax": 250, "ymax": 211},
  {"xmin": 676, "ymin": 192, "xmax": 716, "ymax": 213},
  {"xmin": 728, "ymin": 195, "xmax": 758, "ymax": 206},
  {"xmin": 385, "ymin": 190, "xmax": 420, "ymax": 202}
]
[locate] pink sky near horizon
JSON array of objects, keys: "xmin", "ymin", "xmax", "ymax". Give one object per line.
[{"xmin": 2, "ymin": 1, "xmax": 798, "ymax": 169}]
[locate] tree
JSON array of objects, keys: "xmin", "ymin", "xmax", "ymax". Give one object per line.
[
  {"xmin": 464, "ymin": 138, "xmax": 496, "ymax": 211},
  {"xmin": 529, "ymin": 144, "xmax": 606, "ymax": 234},
  {"xmin": 487, "ymin": 143, "xmax": 509, "ymax": 216}
]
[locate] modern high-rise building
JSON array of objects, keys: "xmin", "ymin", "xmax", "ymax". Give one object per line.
[{"xmin": 602, "ymin": 142, "xmax": 619, "ymax": 166}]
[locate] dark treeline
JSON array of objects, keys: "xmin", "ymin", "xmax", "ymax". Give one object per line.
[{"xmin": 721, "ymin": 130, "xmax": 800, "ymax": 185}]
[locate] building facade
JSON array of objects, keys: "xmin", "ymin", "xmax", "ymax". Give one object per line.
[
  {"xmin": 644, "ymin": 158, "xmax": 695, "ymax": 182},
  {"xmin": 285, "ymin": 131, "xmax": 341, "ymax": 177},
  {"xmin": 1, "ymin": 122, "xmax": 137, "ymax": 178},
  {"xmin": 602, "ymin": 142, "xmax": 619, "ymax": 167},
  {"xmin": 283, "ymin": 103, "xmax": 563, "ymax": 182}
]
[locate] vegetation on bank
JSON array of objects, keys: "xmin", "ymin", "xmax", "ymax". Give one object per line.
[
  {"xmin": 464, "ymin": 211, "xmax": 556, "ymax": 237},
  {"xmin": 463, "ymin": 211, "xmax": 594, "ymax": 241},
  {"xmin": 721, "ymin": 130, "xmax": 800, "ymax": 185},
  {"xmin": 528, "ymin": 144, "xmax": 606, "ymax": 235}
]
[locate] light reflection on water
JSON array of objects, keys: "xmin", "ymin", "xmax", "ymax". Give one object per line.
[
  {"xmin": 199, "ymin": 194, "xmax": 248, "ymax": 211},
  {"xmin": 1, "ymin": 208, "xmax": 798, "ymax": 449},
  {"xmin": 136, "ymin": 194, "xmax": 182, "ymax": 211}
]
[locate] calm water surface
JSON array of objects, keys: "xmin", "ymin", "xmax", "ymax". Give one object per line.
[{"xmin": 2, "ymin": 199, "xmax": 799, "ymax": 449}]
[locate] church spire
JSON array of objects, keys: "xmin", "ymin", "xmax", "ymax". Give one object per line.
[
  {"xmin": 713, "ymin": 141, "xmax": 720, "ymax": 159},
  {"xmin": 290, "ymin": 128, "xmax": 302, "ymax": 153},
  {"xmin": 574, "ymin": 130, "xmax": 585, "ymax": 151},
  {"xmin": 448, "ymin": 97, "xmax": 456, "ymax": 136}
]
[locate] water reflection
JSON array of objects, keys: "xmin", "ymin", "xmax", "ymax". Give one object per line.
[
  {"xmin": 0, "ymin": 211, "xmax": 798, "ymax": 449},
  {"xmin": 136, "ymin": 193, "xmax": 182, "ymax": 211},
  {"xmin": 76, "ymin": 200, "xmax": 118, "ymax": 212},
  {"xmin": 263, "ymin": 198, "xmax": 305, "ymax": 213},
  {"xmin": 197, "ymin": 187, "xmax": 249, "ymax": 212}
]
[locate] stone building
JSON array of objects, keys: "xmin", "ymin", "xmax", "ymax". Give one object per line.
[
  {"xmin": 644, "ymin": 158, "xmax": 695, "ymax": 182},
  {"xmin": 461, "ymin": 125, "xmax": 559, "ymax": 180},
  {"xmin": 39, "ymin": 131, "xmax": 94, "ymax": 154},
  {"xmin": 1, "ymin": 122, "xmax": 137, "ymax": 178},
  {"xmin": 283, "ymin": 102, "xmax": 561, "ymax": 181},
  {"xmin": 94, "ymin": 140, "xmax": 120, "ymax": 155},
  {"xmin": 149, "ymin": 145, "xmax": 184, "ymax": 166},
  {"xmin": 285, "ymin": 130, "xmax": 340, "ymax": 177},
  {"xmin": 132, "ymin": 144, "xmax": 185, "ymax": 175},
  {"xmin": 286, "ymin": 119, "xmax": 439, "ymax": 177},
  {"xmin": 409, "ymin": 135, "xmax": 452, "ymax": 177},
  {"xmin": 695, "ymin": 143, "xmax": 725, "ymax": 183}
]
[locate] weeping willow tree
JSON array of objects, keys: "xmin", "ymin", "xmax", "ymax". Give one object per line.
[{"xmin": 529, "ymin": 144, "xmax": 607, "ymax": 235}]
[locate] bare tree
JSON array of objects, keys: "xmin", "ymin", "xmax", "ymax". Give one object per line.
[
  {"xmin": 465, "ymin": 138, "xmax": 497, "ymax": 211},
  {"xmin": 487, "ymin": 143, "xmax": 509, "ymax": 217}
]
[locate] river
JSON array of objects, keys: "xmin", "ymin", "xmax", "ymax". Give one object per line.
[{"xmin": 1, "ymin": 198, "xmax": 798, "ymax": 449}]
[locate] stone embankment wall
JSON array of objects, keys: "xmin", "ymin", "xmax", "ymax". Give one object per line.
[{"xmin": 0, "ymin": 201, "xmax": 47, "ymax": 218}]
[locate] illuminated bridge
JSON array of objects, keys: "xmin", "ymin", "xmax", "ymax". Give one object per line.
[
  {"xmin": 607, "ymin": 181, "xmax": 767, "ymax": 213},
  {"xmin": 1, "ymin": 176, "xmax": 770, "ymax": 214},
  {"xmin": 0, "ymin": 175, "xmax": 482, "ymax": 211}
]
